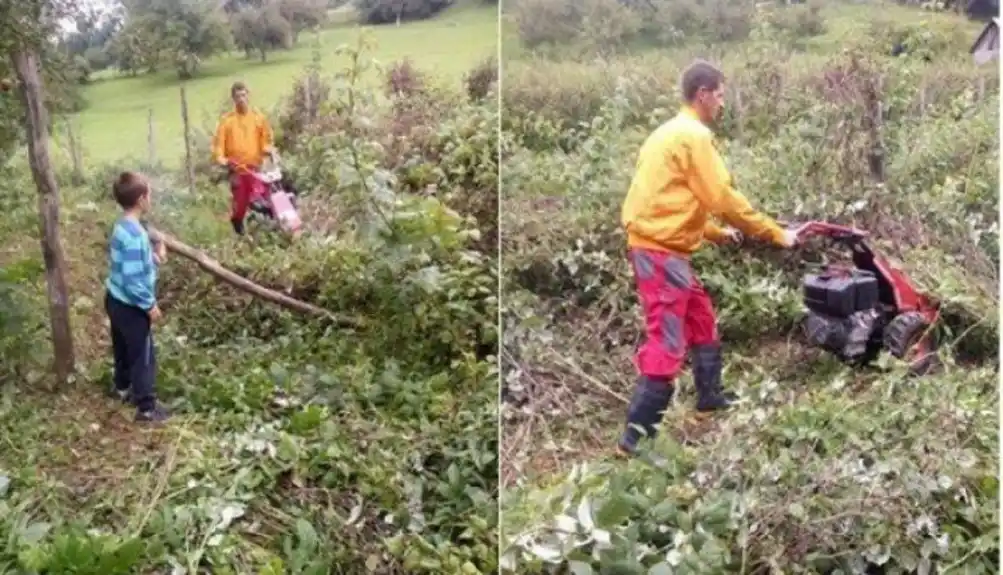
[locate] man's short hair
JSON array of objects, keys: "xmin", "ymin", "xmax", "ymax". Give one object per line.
[
  {"xmin": 112, "ymin": 171, "xmax": 149, "ymax": 209},
  {"xmin": 681, "ymin": 60, "xmax": 725, "ymax": 102},
  {"xmin": 231, "ymin": 81, "xmax": 247, "ymax": 97}
]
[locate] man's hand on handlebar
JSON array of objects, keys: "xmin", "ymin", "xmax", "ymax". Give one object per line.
[
  {"xmin": 780, "ymin": 227, "xmax": 800, "ymax": 248},
  {"xmin": 721, "ymin": 227, "xmax": 743, "ymax": 245}
]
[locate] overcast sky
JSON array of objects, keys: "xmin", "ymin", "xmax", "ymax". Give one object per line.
[{"xmin": 58, "ymin": 0, "xmax": 118, "ymax": 33}]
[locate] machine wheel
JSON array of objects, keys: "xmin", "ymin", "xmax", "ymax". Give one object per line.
[
  {"xmin": 851, "ymin": 338, "xmax": 882, "ymax": 368},
  {"xmin": 799, "ymin": 313, "xmax": 881, "ymax": 368},
  {"xmin": 883, "ymin": 311, "xmax": 942, "ymax": 376}
]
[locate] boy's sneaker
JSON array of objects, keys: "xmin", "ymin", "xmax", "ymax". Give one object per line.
[
  {"xmin": 107, "ymin": 386, "xmax": 132, "ymax": 403},
  {"xmin": 135, "ymin": 405, "xmax": 171, "ymax": 423}
]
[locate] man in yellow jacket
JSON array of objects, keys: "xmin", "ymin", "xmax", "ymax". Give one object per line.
[
  {"xmin": 211, "ymin": 81, "xmax": 276, "ymax": 235},
  {"xmin": 618, "ymin": 60, "xmax": 799, "ymax": 456}
]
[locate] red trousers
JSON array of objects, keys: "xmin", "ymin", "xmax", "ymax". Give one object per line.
[
  {"xmin": 229, "ymin": 172, "xmax": 265, "ymax": 222},
  {"xmin": 630, "ymin": 248, "xmax": 720, "ymax": 378}
]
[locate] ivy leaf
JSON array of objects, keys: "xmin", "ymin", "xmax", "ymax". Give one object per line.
[{"xmin": 648, "ymin": 562, "xmax": 674, "ymax": 575}]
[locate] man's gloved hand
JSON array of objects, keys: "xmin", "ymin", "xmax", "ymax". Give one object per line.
[
  {"xmin": 779, "ymin": 228, "xmax": 800, "ymax": 248},
  {"xmin": 722, "ymin": 227, "xmax": 743, "ymax": 244}
]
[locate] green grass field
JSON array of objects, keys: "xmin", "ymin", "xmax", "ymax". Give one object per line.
[{"xmin": 71, "ymin": 1, "xmax": 497, "ymax": 167}]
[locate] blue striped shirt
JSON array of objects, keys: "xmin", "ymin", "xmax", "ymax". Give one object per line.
[{"xmin": 105, "ymin": 217, "xmax": 158, "ymax": 311}]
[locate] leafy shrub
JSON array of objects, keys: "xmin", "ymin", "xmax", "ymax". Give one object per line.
[
  {"xmin": 0, "ymin": 258, "xmax": 46, "ymax": 383},
  {"xmin": 511, "ymin": 0, "xmax": 754, "ymax": 52},
  {"xmin": 763, "ymin": 1, "xmax": 827, "ymax": 41},
  {"xmin": 465, "ymin": 56, "xmax": 498, "ymax": 102},
  {"xmin": 355, "ymin": 0, "xmax": 454, "ymax": 25}
]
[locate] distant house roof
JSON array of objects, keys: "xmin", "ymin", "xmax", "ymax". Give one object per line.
[{"xmin": 970, "ymin": 17, "xmax": 1000, "ymax": 65}]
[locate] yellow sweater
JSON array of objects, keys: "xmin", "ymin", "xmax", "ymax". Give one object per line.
[
  {"xmin": 621, "ymin": 106, "xmax": 786, "ymax": 255},
  {"xmin": 211, "ymin": 107, "xmax": 273, "ymax": 168}
]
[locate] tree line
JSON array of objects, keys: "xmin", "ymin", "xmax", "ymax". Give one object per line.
[
  {"xmin": 60, "ymin": 0, "xmax": 476, "ymax": 83},
  {"xmin": 63, "ymin": 0, "xmax": 327, "ymax": 81}
]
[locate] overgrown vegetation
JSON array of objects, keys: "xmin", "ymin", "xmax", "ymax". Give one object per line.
[
  {"xmin": 0, "ymin": 32, "xmax": 499, "ymax": 574},
  {"xmin": 500, "ymin": 1, "xmax": 999, "ymax": 573}
]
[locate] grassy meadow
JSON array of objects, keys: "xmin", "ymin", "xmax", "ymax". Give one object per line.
[{"xmin": 69, "ymin": 0, "xmax": 497, "ymax": 167}]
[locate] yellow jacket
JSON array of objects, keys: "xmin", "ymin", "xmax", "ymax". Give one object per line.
[
  {"xmin": 211, "ymin": 108, "xmax": 274, "ymax": 168},
  {"xmin": 622, "ymin": 106, "xmax": 786, "ymax": 255}
]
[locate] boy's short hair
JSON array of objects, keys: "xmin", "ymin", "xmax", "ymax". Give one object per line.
[
  {"xmin": 112, "ymin": 171, "xmax": 149, "ymax": 209},
  {"xmin": 231, "ymin": 81, "xmax": 247, "ymax": 97},
  {"xmin": 681, "ymin": 60, "xmax": 725, "ymax": 102}
]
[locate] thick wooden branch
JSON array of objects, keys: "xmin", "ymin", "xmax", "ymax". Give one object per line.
[{"xmin": 148, "ymin": 227, "xmax": 362, "ymax": 329}]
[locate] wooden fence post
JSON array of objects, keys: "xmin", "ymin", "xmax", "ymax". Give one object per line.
[
  {"xmin": 180, "ymin": 85, "xmax": 195, "ymax": 194},
  {"xmin": 147, "ymin": 108, "xmax": 155, "ymax": 168},
  {"xmin": 64, "ymin": 118, "xmax": 84, "ymax": 185}
]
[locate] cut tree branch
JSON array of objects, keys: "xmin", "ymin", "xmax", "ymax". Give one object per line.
[{"xmin": 148, "ymin": 227, "xmax": 362, "ymax": 329}]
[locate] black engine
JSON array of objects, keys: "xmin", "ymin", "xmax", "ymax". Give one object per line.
[{"xmin": 801, "ymin": 268, "xmax": 884, "ymax": 363}]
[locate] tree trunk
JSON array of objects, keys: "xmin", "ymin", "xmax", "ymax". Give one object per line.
[{"xmin": 12, "ymin": 48, "xmax": 76, "ymax": 386}]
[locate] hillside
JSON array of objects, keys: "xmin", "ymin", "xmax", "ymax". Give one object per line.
[
  {"xmin": 62, "ymin": 0, "xmax": 497, "ymax": 166},
  {"xmin": 0, "ymin": 7, "xmax": 499, "ymax": 574},
  {"xmin": 499, "ymin": 1, "xmax": 999, "ymax": 572}
]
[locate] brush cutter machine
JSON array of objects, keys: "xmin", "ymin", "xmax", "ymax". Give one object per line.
[
  {"xmin": 220, "ymin": 155, "xmax": 302, "ymax": 237},
  {"xmin": 792, "ymin": 221, "xmax": 941, "ymax": 375}
]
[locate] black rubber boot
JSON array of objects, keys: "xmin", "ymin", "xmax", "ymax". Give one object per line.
[
  {"xmin": 231, "ymin": 218, "xmax": 245, "ymax": 236},
  {"xmin": 618, "ymin": 375, "xmax": 674, "ymax": 454},
  {"xmin": 692, "ymin": 344, "xmax": 737, "ymax": 412}
]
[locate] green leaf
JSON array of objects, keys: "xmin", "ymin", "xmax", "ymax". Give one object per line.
[
  {"xmin": 19, "ymin": 522, "xmax": 50, "ymax": 544},
  {"xmin": 295, "ymin": 518, "xmax": 317, "ymax": 548},
  {"xmin": 596, "ymin": 493, "xmax": 633, "ymax": 526},
  {"xmin": 649, "ymin": 501, "xmax": 677, "ymax": 523},
  {"xmin": 649, "ymin": 562, "xmax": 674, "ymax": 575}
]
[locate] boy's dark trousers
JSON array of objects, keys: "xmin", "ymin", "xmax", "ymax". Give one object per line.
[{"xmin": 105, "ymin": 293, "xmax": 157, "ymax": 412}]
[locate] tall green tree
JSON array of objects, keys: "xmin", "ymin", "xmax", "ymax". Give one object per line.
[
  {"xmin": 60, "ymin": 5, "xmax": 122, "ymax": 74},
  {"xmin": 230, "ymin": 1, "xmax": 292, "ymax": 62},
  {"xmin": 120, "ymin": 0, "xmax": 232, "ymax": 79},
  {"xmin": 278, "ymin": 0, "xmax": 327, "ymax": 43}
]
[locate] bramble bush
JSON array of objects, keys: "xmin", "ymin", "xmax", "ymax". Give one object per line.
[{"xmin": 501, "ymin": 2, "xmax": 998, "ymax": 573}]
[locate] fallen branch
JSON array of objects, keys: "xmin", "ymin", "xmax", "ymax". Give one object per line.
[{"xmin": 148, "ymin": 227, "xmax": 362, "ymax": 329}]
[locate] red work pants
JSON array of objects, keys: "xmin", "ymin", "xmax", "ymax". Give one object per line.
[
  {"xmin": 229, "ymin": 172, "xmax": 265, "ymax": 222},
  {"xmin": 629, "ymin": 248, "xmax": 720, "ymax": 379}
]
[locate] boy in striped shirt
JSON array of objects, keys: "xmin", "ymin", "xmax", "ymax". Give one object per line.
[{"xmin": 105, "ymin": 172, "xmax": 170, "ymax": 422}]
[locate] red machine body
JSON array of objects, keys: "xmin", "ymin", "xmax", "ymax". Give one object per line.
[{"xmin": 230, "ymin": 159, "xmax": 302, "ymax": 238}]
